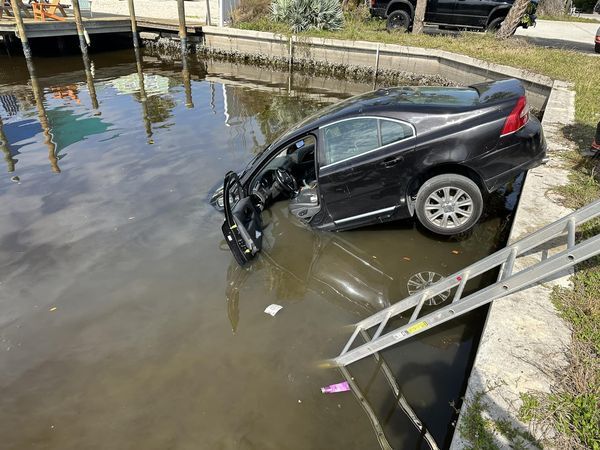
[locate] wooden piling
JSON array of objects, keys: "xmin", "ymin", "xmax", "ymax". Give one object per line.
[
  {"xmin": 177, "ymin": 0, "xmax": 188, "ymax": 55},
  {"xmin": 71, "ymin": 0, "xmax": 90, "ymax": 60},
  {"xmin": 127, "ymin": 0, "xmax": 140, "ymax": 49},
  {"xmin": 70, "ymin": 0, "xmax": 98, "ymax": 109},
  {"xmin": 373, "ymin": 43, "xmax": 380, "ymax": 90},
  {"xmin": 205, "ymin": 0, "xmax": 212, "ymax": 26},
  {"xmin": 182, "ymin": 56, "xmax": 194, "ymax": 109},
  {"xmin": 26, "ymin": 60, "xmax": 60, "ymax": 173},
  {"xmin": 0, "ymin": 116, "xmax": 16, "ymax": 173},
  {"xmin": 9, "ymin": 0, "xmax": 32, "ymax": 60},
  {"xmin": 134, "ymin": 45, "xmax": 153, "ymax": 143}
]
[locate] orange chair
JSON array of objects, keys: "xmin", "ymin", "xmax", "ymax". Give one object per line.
[{"xmin": 32, "ymin": 0, "xmax": 67, "ymax": 21}]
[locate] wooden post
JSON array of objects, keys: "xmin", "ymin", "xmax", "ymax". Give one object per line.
[
  {"xmin": 127, "ymin": 0, "xmax": 140, "ymax": 49},
  {"xmin": 71, "ymin": 0, "xmax": 90, "ymax": 61},
  {"xmin": 9, "ymin": 0, "xmax": 32, "ymax": 60},
  {"xmin": 177, "ymin": 0, "xmax": 188, "ymax": 55},
  {"xmin": 0, "ymin": 116, "xmax": 16, "ymax": 173},
  {"xmin": 182, "ymin": 55, "xmax": 194, "ymax": 109},
  {"xmin": 26, "ymin": 60, "xmax": 60, "ymax": 173},
  {"xmin": 70, "ymin": 0, "xmax": 98, "ymax": 109},
  {"xmin": 205, "ymin": 0, "xmax": 211, "ymax": 26},
  {"xmin": 373, "ymin": 43, "xmax": 380, "ymax": 90},
  {"xmin": 134, "ymin": 46, "xmax": 153, "ymax": 144}
]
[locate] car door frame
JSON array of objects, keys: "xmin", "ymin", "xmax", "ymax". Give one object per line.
[{"xmin": 315, "ymin": 116, "xmax": 417, "ymax": 227}]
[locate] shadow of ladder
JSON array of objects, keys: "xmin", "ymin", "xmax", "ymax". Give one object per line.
[{"xmin": 339, "ymin": 335, "xmax": 440, "ymax": 450}]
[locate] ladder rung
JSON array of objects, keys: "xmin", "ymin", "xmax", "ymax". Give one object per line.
[
  {"xmin": 340, "ymin": 326, "xmax": 362, "ymax": 356},
  {"xmin": 567, "ymin": 217, "xmax": 576, "ymax": 249},
  {"xmin": 409, "ymin": 292, "xmax": 428, "ymax": 322},
  {"xmin": 372, "ymin": 311, "xmax": 392, "ymax": 341},
  {"xmin": 502, "ymin": 248, "xmax": 518, "ymax": 280},
  {"xmin": 452, "ymin": 273, "xmax": 469, "ymax": 303}
]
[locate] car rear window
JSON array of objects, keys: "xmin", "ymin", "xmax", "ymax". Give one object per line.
[{"xmin": 389, "ymin": 87, "xmax": 480, "ymax": 107}]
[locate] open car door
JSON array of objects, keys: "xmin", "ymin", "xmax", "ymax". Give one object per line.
[{"xmin": 221, "ymin": 171, "xmax": 263, "ymax": 266}]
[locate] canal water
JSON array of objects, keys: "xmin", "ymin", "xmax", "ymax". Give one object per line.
[{"xmin": 0, "ymin": 49, "xmax": 521, "ymax": 449}]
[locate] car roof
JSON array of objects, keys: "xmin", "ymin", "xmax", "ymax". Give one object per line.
[{"xmin": 270, "ymin": 78, "xmax": 523, "ymax": 148}]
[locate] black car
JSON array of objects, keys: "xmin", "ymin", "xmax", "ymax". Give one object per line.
[
  {"xmin": 596, "ymin": 26, "xmax": 600, "ymax": 54},
  {"xmin": 214, "ymin": 79, "xmax": 546, "ymax": 266},
  {"xmin": 371, "ymin": 0, "xmax": 538, "ymax": 32}
]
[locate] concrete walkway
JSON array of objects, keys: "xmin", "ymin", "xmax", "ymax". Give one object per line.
[{"xmin": 515, "ymin": 19, "xmax": 600, "ymax": 54}]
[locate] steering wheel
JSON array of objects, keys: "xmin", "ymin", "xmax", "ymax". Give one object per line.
[{"xmin": 274, "ymin": 168, "xmax": 298, "ymax": 195}]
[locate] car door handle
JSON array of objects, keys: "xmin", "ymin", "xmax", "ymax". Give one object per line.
[{"xmin": 382, "ymin": 156, "xmax": 403, "ymax": 167}]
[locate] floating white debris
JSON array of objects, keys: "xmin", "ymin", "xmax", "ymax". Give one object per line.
[{"xmin": 264, "ymin": 304, "xmax": 283, "ymax": 317}]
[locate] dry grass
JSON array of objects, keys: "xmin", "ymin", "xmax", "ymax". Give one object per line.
[{"xmin": 231, "ymin": 0, "xmax": 271, "ymax": 25}]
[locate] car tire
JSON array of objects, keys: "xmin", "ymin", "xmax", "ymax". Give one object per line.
[
  {"xmin": 596, "ymin": 43, "xmax": 600, "ymax": 54},
  {"xmin": 415, "ymin": 174, "xmax": 483, "ymax": 236},
  {"xmin": 486, "ymin": 17, "xmax": 504, "ymax": 32},
  {"xmin": 387, "ymin": 10, "xmax": 411, "ymax": 32}
]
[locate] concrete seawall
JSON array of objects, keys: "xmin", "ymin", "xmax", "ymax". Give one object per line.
[
  {"xmin": 200, "ymin": 26, "xmax": 553, "ymax": 111},
  {"xmin": 196, "ymin": 27, "xmax": 575, "ymax": 447}
]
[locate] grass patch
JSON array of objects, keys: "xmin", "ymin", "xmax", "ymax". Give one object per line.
[
  {"xmin": 519, "ymin": 127, "xmax": 600, "ymax": 448},
  {"xmin": 460, "ymin": 391, "xmax": 542, "ymax": 449},
  {"xmin": 237, "ymin": 15, "xmax": 600, "ymax": 125}
]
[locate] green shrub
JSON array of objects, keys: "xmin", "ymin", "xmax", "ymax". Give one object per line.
[{"xmin": 271, "ymin": 0, "xmax": 344, "ymax": 32}]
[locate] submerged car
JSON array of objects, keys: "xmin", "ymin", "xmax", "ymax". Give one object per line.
[{"xmin": 214, "ymin": 78, "xmax": 546, "ymax": 266}]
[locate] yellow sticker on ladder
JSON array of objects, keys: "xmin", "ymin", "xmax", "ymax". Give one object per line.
[{"xmin": 406, "ymin": 321, "xmax": 428, "ymax": 334}]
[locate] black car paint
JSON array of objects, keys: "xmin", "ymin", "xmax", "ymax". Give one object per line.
[
  {"xmin": 371, "ymin": 0, "xmax": 537, "ymax": 30},
  {"xmin": 220, "ymin": 79, "xmax": 546, "ymax": 264}
]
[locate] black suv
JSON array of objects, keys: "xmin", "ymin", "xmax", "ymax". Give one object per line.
[{"xmin": 370, "ymin": 0, "xmax": 538, "ymax": 32}]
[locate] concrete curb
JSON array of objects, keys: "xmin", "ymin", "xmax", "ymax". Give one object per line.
[{"xmin": 450, "ymin": 80, "xmax": 576, "ymax": 449}]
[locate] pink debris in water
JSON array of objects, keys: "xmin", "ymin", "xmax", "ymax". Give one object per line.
[{"xmin": 321, "ymin": 381, "xmax": 351, "ymax": 394}]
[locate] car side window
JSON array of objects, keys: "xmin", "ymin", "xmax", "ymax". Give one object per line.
[
  {"xmin": 323, "ymin": 118, "xmax": 379, "ymax": 166},
  {"xmin": 380, "ymin": 120, "xmax": 414, "ymax": 146},
  {"xmin": 322, "ymin": 118, "xmax": 414, "ymax": 166}
]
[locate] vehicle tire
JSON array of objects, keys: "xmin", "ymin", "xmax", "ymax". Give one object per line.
[
  {"xmin": 486, "ymin": 16, "xmax": 504, "ymax": 32},
  {"xmin": 387, "ymin": 10, "xmax": 411, "ymax": 32},
  {"xmin": 596, "ymin": 43, "xmax": 600, "ymax": 54},
  {"xmin": 415, "ymin": 174, "xmax": 483, "ymax": 236}
]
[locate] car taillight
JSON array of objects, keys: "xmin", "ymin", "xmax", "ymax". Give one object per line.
[
  {"xmin": 501, "ymin": 96, "xmax": 529, "ymax": 136},
  {"xmin": 596, "ymin": 35, "xmax": 600, "ymax": 43},
  {"xmin": 371, "ymin": 0, "xmax": 376, "ymax": 7}
]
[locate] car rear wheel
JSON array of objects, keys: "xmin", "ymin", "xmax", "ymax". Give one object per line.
[
  {"xmin": 415, "ymin": 174, "xmax": 483, "ymax": 235},
  {"xmin": 486, "ymin": 17, "xmax": 505, "ymax": 32},
  {"xmin": 387, "ymin": 10, "xmax": 411, "ymax": 32}
]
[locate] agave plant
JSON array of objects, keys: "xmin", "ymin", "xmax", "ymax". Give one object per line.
[{"xmin": 271, "ymin": 0, "xmax": 344, "ymax": 32}]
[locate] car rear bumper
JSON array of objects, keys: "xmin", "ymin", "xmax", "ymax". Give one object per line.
[{"xmin": 480, "ymin": 117, "xmax": 547, "ymax": 192}]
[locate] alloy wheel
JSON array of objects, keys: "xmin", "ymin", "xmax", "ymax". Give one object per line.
[{"xmin": 424, "ymin": 187, "xmax": 474, "ymax": 230}]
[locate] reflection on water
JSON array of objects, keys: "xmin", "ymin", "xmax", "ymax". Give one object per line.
[{"xmin": 0, "ymin": 48, "xmax": 519, "ymax": 449}]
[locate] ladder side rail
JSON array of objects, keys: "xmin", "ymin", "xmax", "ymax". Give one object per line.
[
  {"xmin": 505, "ymin": 199, "xmax": 599, "ymax": 254},
  {"xmin": 336, "ymin": 234, "xmax": 600, "ymax": 366},
  {"xmin": 355, "ymin": 246, "xmax": 528, "ymax": 331},
  {"xmin": 353, "ymin": 199, "xmax": 600, "ymax": 332}
]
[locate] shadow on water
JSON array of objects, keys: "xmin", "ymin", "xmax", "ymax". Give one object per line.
[{"xmin": 0, "ymin": 45, "xmax": 523, "ymax": 449}]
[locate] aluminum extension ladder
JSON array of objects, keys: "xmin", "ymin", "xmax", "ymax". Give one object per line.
[{"xmin": 335, "ymin": 199, "xmax": 600, "ymax": 367}]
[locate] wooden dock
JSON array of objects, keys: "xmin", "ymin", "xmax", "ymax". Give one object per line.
[{"xmin": 0, "ymin": 14, "xmax": 203, "ymax": 39}]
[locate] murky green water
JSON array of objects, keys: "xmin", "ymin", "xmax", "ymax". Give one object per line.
[{"xmin": 0, "ymin": 49, "xmax": 521, "ymax": 449}]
